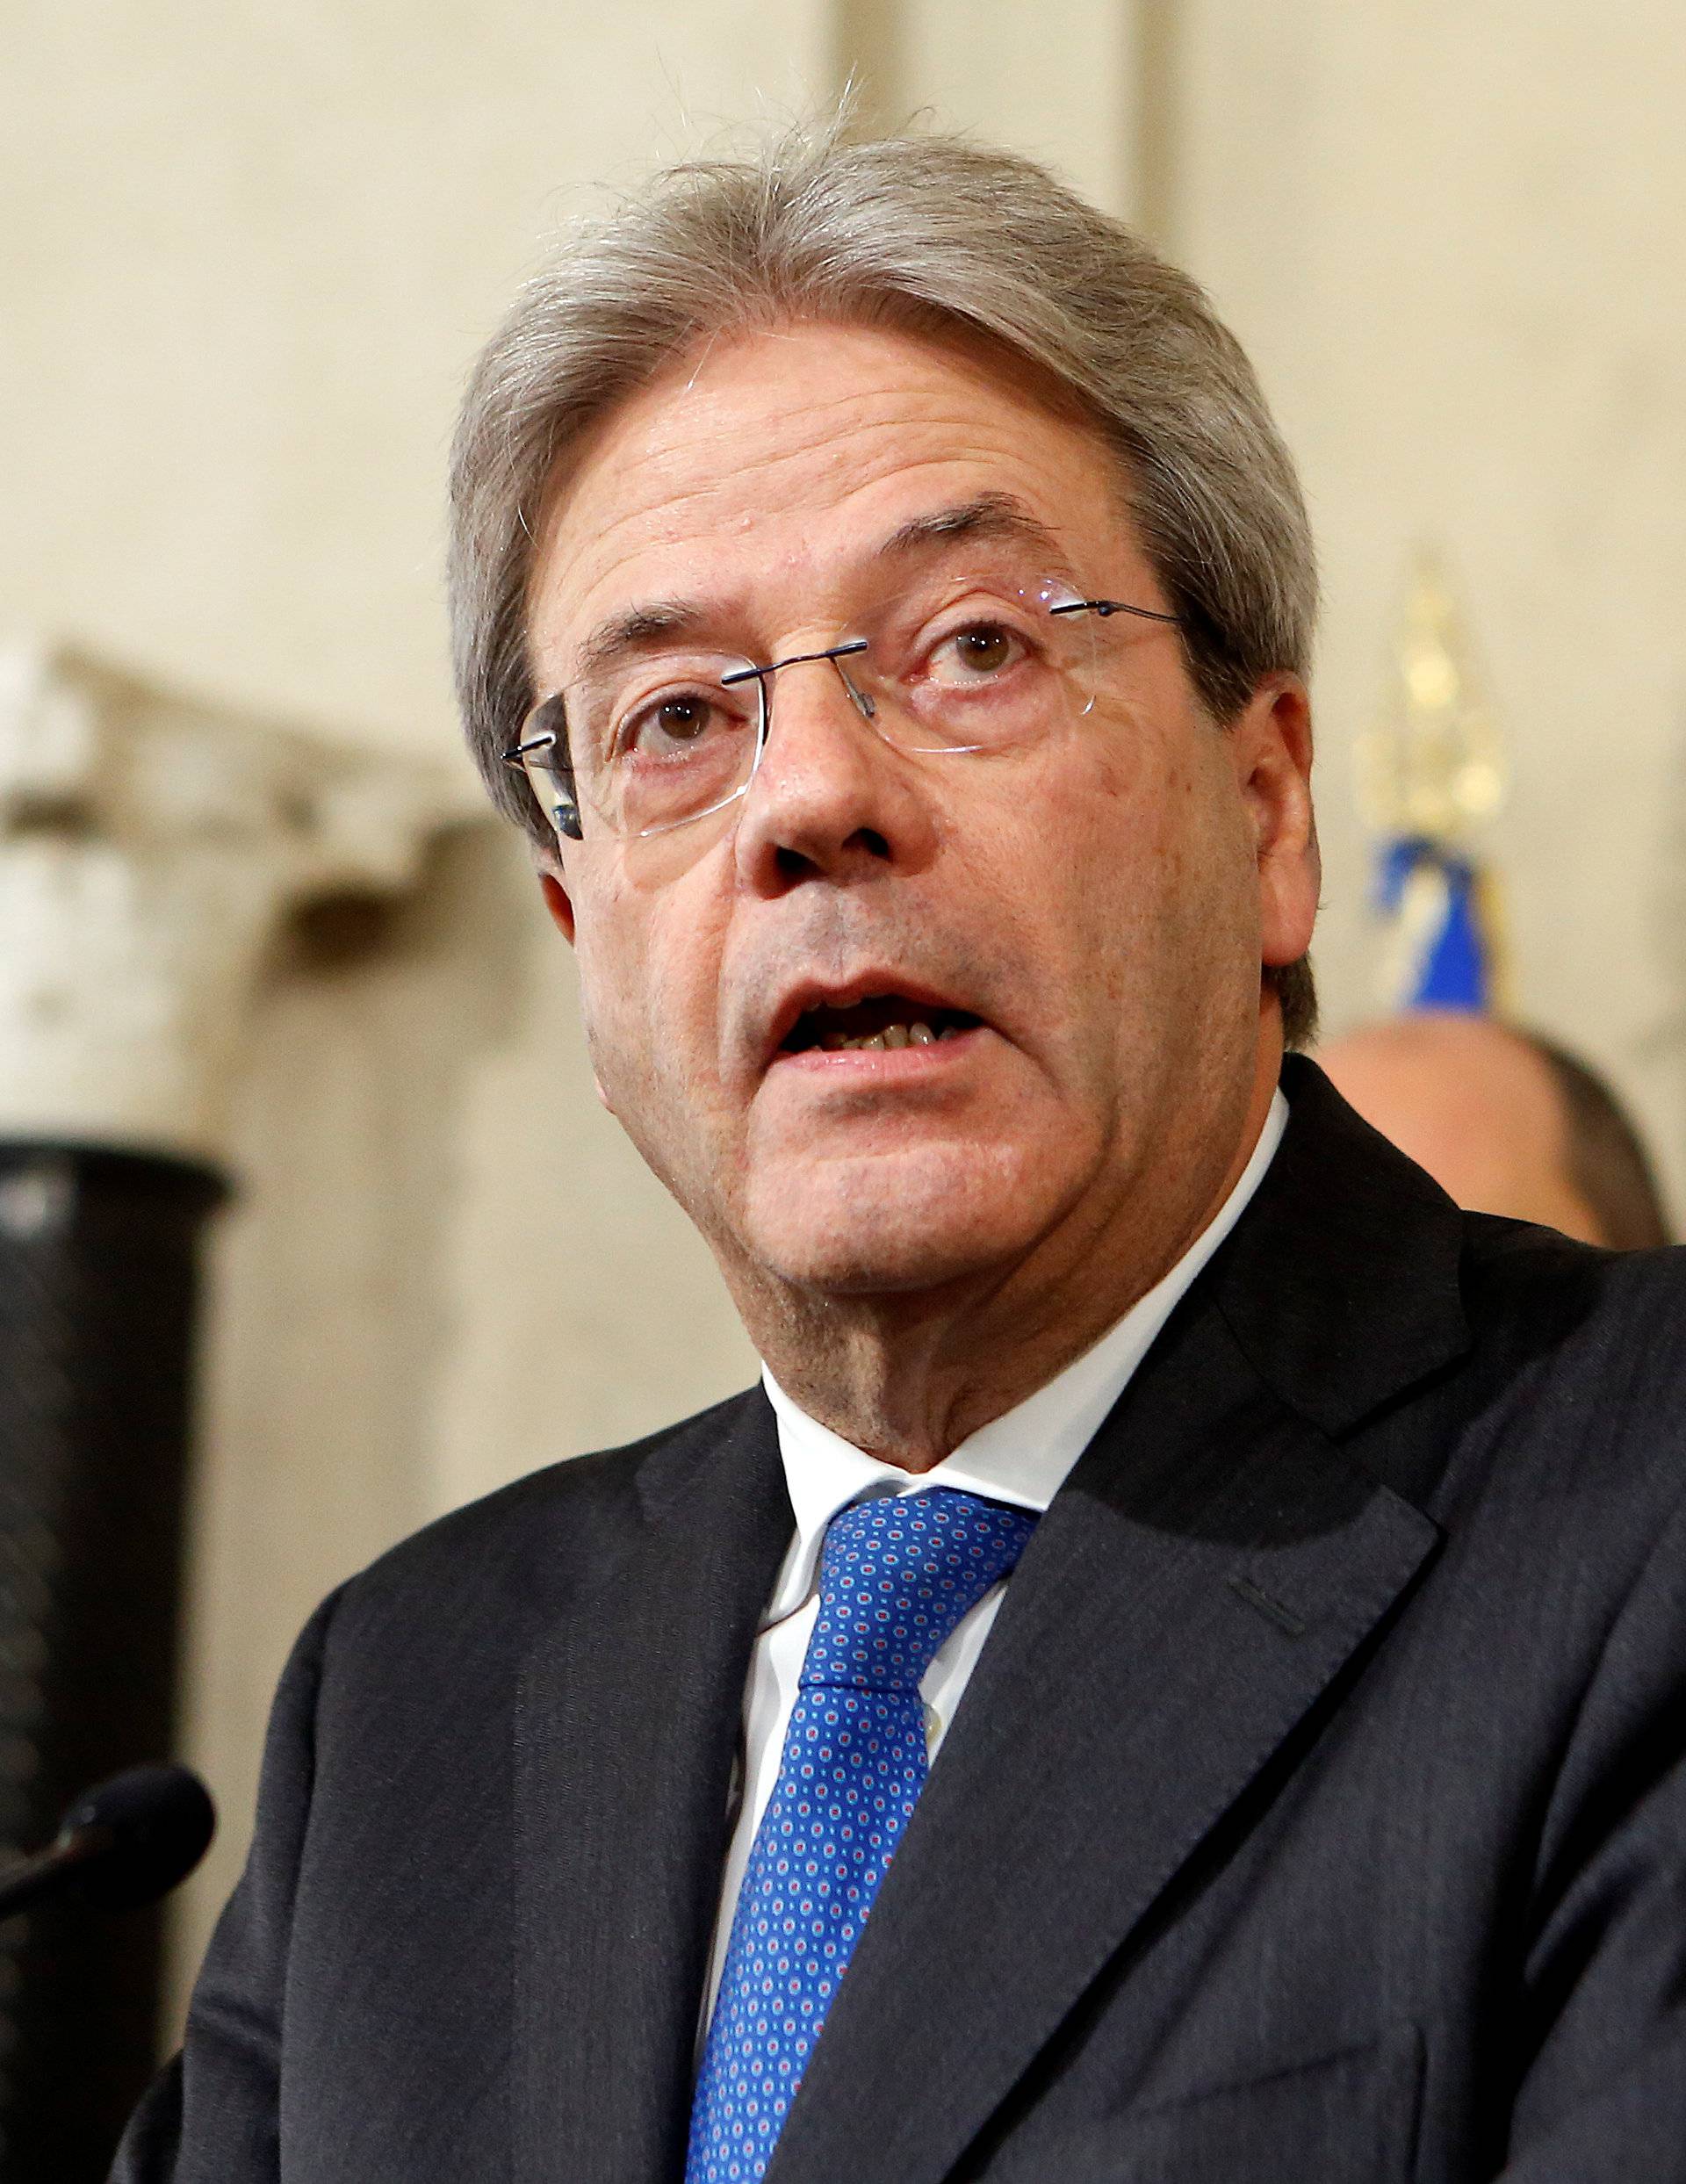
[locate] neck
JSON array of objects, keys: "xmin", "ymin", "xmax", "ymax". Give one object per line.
[{"xmin": 738, "ymin": 1041, "xmax": 1283, "ymax": 1472}]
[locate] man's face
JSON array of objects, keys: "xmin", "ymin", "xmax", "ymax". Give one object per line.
[{"xmin": 527, "ymin": 321, "xmax": 1315, "ymax": 1309}]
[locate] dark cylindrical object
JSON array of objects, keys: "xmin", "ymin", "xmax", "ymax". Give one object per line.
[
  {"xmin": 0, "ymin": 1144, "xmax": 225, "ymax": 2180},
  {"xmin": 0, "ymin": 1764, "xmax": 217, "ymax": 1925}
]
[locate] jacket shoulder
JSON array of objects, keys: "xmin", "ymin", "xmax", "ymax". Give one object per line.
[
  {"xmin": 1459, "ymin": 1215, "xmax": 1686, "ymax": 1359},
  {"xmin": 330, "ymin": 1381, "xmax": 767, "ymax": 1627},
  {"xmin": 1430, "ymin": 1220, "xmax": 1686, "ymax": 1520}
]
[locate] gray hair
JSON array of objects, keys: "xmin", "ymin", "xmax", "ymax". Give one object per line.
[{"xmin": 448, "ymin": 120, "xmax": 1319, "ymax": 1042}]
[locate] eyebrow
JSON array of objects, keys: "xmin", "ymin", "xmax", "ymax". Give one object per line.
[
  {"xmin": 564, "ymin": 493, "xmax": 1074, "ymax": 682},
  {"xmin": 573, "ymin": 601, "xmax": 707, "ymax": 682},
  {"xmin": 877, "ymin": 492, "xmax": 1071, "ymax": 569}
]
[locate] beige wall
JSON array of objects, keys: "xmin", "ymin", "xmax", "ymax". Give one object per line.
[
  {"xmin": 1169, "ymin": 0, "xmax": 1686, "ymax": 1203},
  {"xmin": 4, "ymin": 2, "xmax": 1682, "ymax": 2031},
  {"xmin": 0, "ymin": 2, "xmax": 832, "ymax": 746}
]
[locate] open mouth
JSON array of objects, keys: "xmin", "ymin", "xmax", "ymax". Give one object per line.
[{"xmin": 779, "ymin": 995, "xmax": 983, "ymax": 1055}]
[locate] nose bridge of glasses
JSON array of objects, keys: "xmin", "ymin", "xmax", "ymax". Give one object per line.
[{"xmin": 726, "ymin": 638, "xmax": 880, "ymax": 735}]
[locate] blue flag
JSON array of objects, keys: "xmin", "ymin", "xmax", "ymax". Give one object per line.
[{"xmin": 1374, "ymin": 836, "xmax": 1499, "ymax": 1013}]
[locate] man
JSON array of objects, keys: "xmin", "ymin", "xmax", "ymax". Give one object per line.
[
  {"xmin": 118, "ymin": 126, "xmax": 1686, "ymax": 2181},
  {"xmin": 1321, "ymin": 1011, "xmax": 1672, "ymax": 1248}
]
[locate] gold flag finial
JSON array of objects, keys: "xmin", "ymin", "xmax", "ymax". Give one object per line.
[{"xmin": 1356, "ymin": 548, "xmax": 1508, "ymax": 845}]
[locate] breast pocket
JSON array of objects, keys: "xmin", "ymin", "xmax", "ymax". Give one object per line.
[{"xmin": 1017, "ymin": 2023, "xmax": 1424, "ymax": 2184}]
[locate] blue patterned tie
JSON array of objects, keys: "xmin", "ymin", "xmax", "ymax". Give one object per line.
[{"xmin": 686, "ymin": 1488, "xmax": 1038, "ymax": 2184}]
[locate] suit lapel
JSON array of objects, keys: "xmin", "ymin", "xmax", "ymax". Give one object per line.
[
  {"xmin": 512, "ymin": 1393, "xmax": 791, "ymax": 2184},
  {"xmin": 766, "ymin": 1064, "xmax": 1466, "ymax": 2184}
]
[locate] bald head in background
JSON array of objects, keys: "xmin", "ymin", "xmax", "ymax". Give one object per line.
[{"xmin": 1320, "ymin": 1012, "xmax": 1672, "ymax": 1250}]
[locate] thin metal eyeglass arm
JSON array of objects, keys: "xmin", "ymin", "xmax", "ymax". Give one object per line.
[
  {"xmin": 501, "ymin": 730, "xmax": 561, "ymax": 766},
  {"xmin": 499, "ymin": 723, "xmax": 583, "ymax": 840},
  {"xmin": 1048, "ymin": 598, "xmax": 1183, "ymax": 624}
]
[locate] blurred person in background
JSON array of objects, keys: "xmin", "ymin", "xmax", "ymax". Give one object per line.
[
  {"xmin": 1322, "ymin": 1012, "xmax": 1672, "ymax": 1248},
  {"xmin": 116, "ymin": 123, "xmax": 1686, "ymax": 2184}
]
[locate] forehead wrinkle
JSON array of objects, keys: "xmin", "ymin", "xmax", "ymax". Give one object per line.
[
  {"xmin": 562, "ymin": 490, "xmax": 1082, "ymax": 688},
  {"xmin": 536, "ymin": 351, "xmax": 1133, "ymax": 672},
  {"xmin": 542, "ymin": 312, "xmax": 1125, "ymax": 564},
  {"xmin": 568, "ymin": 384, "xmax": 1070, "ymax": 548}
]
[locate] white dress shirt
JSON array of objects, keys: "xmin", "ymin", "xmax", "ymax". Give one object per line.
[{"xmin": 701, "ymin": 1091, "xmax": 1288, "ymax": 2029}]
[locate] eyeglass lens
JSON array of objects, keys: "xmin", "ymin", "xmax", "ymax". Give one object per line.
[{"xmin": 515, "ymin": 569, "xmax": 1153, "ymax": 841}]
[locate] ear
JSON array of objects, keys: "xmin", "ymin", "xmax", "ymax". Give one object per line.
[
  {"xmin": 538, "ymin": 869, "xmax": 577, "ymax": 947},
  {"xmin": 1230, "ymin": 674, "xmax": 1319, "ymax": 970}
]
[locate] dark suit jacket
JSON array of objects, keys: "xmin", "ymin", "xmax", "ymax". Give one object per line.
[{"xmin": 115, "ymin": 1059, "xmax": 1686, "ymax": 2181}]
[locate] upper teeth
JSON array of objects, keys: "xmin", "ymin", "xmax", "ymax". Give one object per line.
[{"xmin": 820, "ymin": 1019, "xmax": 951, "ymax": 1052}]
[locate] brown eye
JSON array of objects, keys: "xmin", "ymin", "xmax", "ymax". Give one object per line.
[
  {"xmin": 652, "ymin": 696, "xmax": 711, "ymax": 743},
  {"xmin": 930, "ymin": 620, "xmax": 1028, "ymax": 683},
  {"xmin": 956, "ymin": 625, "xmax": 1012, "ymax": 672}
]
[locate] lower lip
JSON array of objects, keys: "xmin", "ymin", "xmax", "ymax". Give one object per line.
[{"xmin": 767, "ymin": 1026, "xmax": 986, "ymax": 1075}]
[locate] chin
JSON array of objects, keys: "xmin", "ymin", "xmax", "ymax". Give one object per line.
[{"xmin": 741, "ymin": 1142, "xmax": 1061, "ymax": 1296}]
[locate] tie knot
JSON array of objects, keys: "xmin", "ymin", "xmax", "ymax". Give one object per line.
[{"xmin": 802, "ymin": 1488, "xmax": 1037, "ymax": 1695}]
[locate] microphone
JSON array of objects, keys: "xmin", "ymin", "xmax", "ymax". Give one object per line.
[{"xmin": 0, "ymin": 1765, "xmax": 216, "ymax": 1921}]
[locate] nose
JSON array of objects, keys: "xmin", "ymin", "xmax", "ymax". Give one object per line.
[{"xmin": 731, "ymin": 651, "xmax": 938, "ymax": 896}]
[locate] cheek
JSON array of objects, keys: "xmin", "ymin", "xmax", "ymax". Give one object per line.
[
  {"xmin": 568, "ymin": 882, "xmax": 663, "ymax": 1106},
  {"xmin": 572, "ymin": 872, "xmax": 728, "ymax": 1114},
  {"xmin": 1051, "ymin": 724, "xmax": 1199, "ymax": 936},
  {"xmin": 1048, "ymin": 721, "xmax": 1257, "ymax": 1008}
]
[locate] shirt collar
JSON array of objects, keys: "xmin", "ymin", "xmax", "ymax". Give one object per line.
[{"xmin": 760, "ymin": 1088, "xmax": 1287, "ymax": 1623}]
